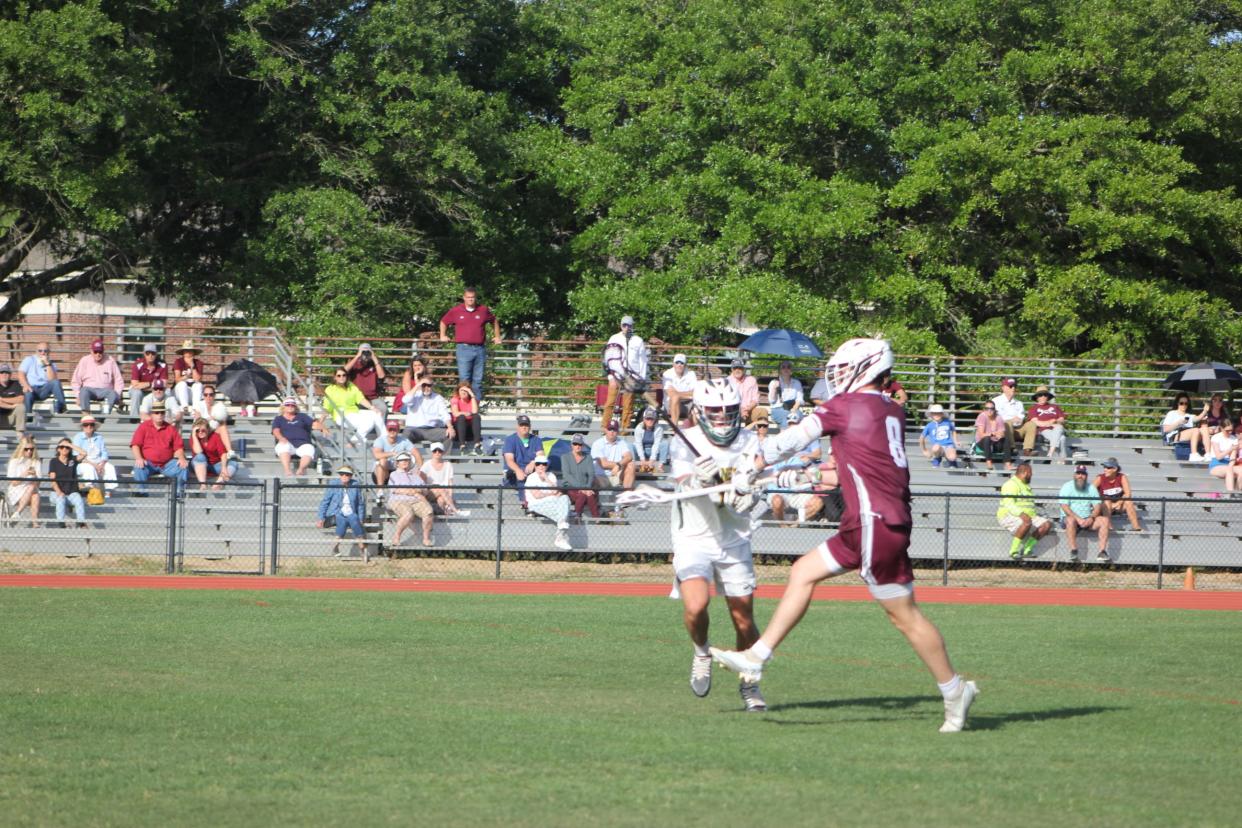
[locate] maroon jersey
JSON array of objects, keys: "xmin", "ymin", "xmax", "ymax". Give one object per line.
[
  {"xmin": 440, "ymin": 303, "xmax": 496, "ymax": 344},
  {"xmin": 132, "ymin": 359, "xmax": 166, "ymax": 384},
  {"xmin": 1026, "ymin": 402, "xmax": 1065, "ymax": 430},
  {"xmin": 808, "ymin": 391, "xmax": 911, "ymax": 529}
]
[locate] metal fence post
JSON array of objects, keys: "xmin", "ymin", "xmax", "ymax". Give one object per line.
[
  {"xmin": 164, "ymin": 482, "xmax": 178, "ymax": 574},
  {"xmin": 269, "ymin": 478, "xmax": 282, "ymax": 575},
  {"xmin": 942, "ymin": 493, "xmax": 951, "ymax": 586},
  {"xmin": 1113, "ymin": 362, "xmax": 1122, "ymax": 437},
  {"xmin": 494, "ymin": 486, "xmax": 504, "ymax": 579},
  {"xmin": 1156, "ymin": 498, "xmax": 1167, "ymax": 589},
  {"xmin": 947, "ymin": 357, "xmax": 957, "ymax": 414}
]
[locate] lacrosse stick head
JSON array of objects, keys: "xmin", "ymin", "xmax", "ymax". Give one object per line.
[{"xmin": 614, "ymin": 484, "xmax": 667, "ymax": 510}]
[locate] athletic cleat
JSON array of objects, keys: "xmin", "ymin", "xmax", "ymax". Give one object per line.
[
  {"xmin": 939, "ymin": 680, "xmax": 978, "ymax": 733},
  {"xmin": 739, "ymin": 680, "xmax": 767, "ymax": 712},
  {"xmin": 690, "ymin": 654, "xmax": 712, "ymax": 697},
  {"xmin": 710, "ymin": 647, "xmax": 765, "ymax": 682}
]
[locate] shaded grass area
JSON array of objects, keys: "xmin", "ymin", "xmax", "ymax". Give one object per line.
[{"xmin": 1, "ymin": 590, "xmax": 1239, "ymax": 826}]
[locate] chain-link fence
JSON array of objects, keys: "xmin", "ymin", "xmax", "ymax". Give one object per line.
[{"xmin": 4, "ymin": 476, "xmax": 1239, "ymax": 589}]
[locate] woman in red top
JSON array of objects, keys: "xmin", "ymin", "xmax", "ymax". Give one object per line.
[
  {"xmin": 191, "ymin": 418, "xmax": 237, "ymax": 490},
  {"xmin": 449, "ymin": 383, "xmax": 482, "ymax": 455}
]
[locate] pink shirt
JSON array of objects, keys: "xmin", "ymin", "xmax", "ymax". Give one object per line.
[
  {"xmin": 72, "ymin": 355, "xmax": 124, "ymax": 394},
  {"xmin": 729, "ymin": 374, "xmax": 759, "ymax": 413},
  {"xmin": 974, "ymin": 412, "xmax": 1006, "ymax": 441}
]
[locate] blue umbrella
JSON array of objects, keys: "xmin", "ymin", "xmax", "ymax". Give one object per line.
[{"xmin": 738, "ymin": 329, "xmax": 823, "ymax": 359}]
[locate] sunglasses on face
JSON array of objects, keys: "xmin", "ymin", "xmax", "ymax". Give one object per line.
[
  {"xmin": 203, "ymin": 392, "xmax": 214, "ymax": 397},
  {"xmin": 23, "ymin": 448, "xmax": 33, "ymax": 453},
  {"xmin": 58, "ymin": 446, "xmax": 71, "ymax": 450},
  {"xmin": 83, "ymin": 424, "xmax": 95, "ymax": 428},
  {"xmin": 432, "ymin": 449, "xmax": 443, "ymax": 453},
  {"xmin": 36, "ymin": 349, "xmax": 47, "ymax": 353}
]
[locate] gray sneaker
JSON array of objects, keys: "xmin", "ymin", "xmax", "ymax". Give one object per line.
[
  {"xmin": 690, "ymin": 654, "xmax": 712, "ymax": 697},
  {"xmin": 739, "ymin": 680, "xmax": 767, "ymax": 712}
]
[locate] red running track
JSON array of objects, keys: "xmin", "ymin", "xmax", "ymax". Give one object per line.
[{"xmin": 1, "ymin": 574, "xmax": 1240, "ymax": 610}]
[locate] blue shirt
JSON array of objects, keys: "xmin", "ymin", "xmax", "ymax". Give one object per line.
[
  {"xmin": 19, "ymin": 355, "xmax": 56, "ymax": 387},
  {"xmin": 921, "ymin": 419, "xmax": 956, "ymax": 447},
  {"xmin": 373, "ymin": 435, "xmax": 415, "ymax": 455},
  {"xmin": 272, "ymin": 413, "xmax": 315, "ymax": 447},
  {"xmin": 503, "ymin": 432, "xmax": 540, "ymax": 475},
  {"xmin": 1058, "ymin": 481, "xmax": 1100, "ymax": 519},
  {"xmin": 72, "ymin": 432, "xmax": 109, "ymax": 461}
]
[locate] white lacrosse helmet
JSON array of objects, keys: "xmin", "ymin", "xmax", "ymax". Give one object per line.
[
  {"xmin": 823, "ymin": 338, "xmax": 894, "ymax": 399},
  {"xmin": 693, "ymin": 378, "xmax": 741, "ymax": 446}
]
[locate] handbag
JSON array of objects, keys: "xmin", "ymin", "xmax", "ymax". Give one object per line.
[{"xmin": 86, "ymin": 486, "xmax": 105, "ymax": 506}]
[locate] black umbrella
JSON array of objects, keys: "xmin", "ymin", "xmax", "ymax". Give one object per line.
[
  {"xmin": 1162, "ymin": 361, "xmax": 1242, "ymax": 394},
  {"xmin": 215, "ymin": 359, "xmax": 281, "ymax": 403}
]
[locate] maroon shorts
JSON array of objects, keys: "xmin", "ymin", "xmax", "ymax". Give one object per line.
[{"xmin": 823, "ymin": 520, "xmax": 914, "ymax": 588}]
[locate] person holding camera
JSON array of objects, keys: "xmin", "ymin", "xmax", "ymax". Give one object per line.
[
  {"xmin": 450, "ymin": 383, "xmax": 483, "ymax": 455},
  {"xmin": 345, "ymin": 343, "xmax": 388, "ymax": 419},
  {"xmin": 601, "ymin": 315, "xmax": 653, "ymax": 433}
]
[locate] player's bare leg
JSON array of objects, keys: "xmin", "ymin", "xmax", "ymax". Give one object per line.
[
  {"xmin": 679, "ymin": 577, "xmax": 714, "ymax": 697},
  {"xmin": 724, "ymin": 592, "xmax": 766, "ymax": 712},
  {"xmin": 879, "ymin": 593, "xmax": 977, "ymax": 732}
]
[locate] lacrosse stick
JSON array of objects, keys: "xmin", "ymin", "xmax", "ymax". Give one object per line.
[{"xmin": 614, "ymin": 471, "xmax": 802, "ymax": 509}]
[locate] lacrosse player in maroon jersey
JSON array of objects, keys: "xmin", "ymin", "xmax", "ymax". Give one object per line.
[{"xmin": 712, "ymin": 338, "xmax": 978, "ymax": 732}]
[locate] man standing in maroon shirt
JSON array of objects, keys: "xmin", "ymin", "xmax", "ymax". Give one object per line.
[
  {"xmin": 711, "ymin": 338, "xmax": 978, "ymax": 733},
  {"xmin": 130, "ymin": 400, "xmax": 189, "ymax": 491},
  {"xmin": 439, "ymin": 287, "xmax": 501, "ymax": 403}
]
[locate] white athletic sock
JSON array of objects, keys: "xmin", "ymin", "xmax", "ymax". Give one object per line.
[
  {"xmin": 694, "ymin": 643, "xmax": 710, "ymax": 657},
  {"xmin": 938, "ymin": 674, "xmax": 962, "ymax": 699},
  {"xmin": 751, "ymin": 640, "xmax": 773, "ymax": 662}
]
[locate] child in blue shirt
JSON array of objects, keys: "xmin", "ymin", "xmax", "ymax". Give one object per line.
[{"xmin": 919, "ymin": 404, "xmax": 960, "ymax": 468}]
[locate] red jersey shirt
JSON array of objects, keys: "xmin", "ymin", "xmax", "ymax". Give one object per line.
[
  {"xmin": 1026, "ymin": 402, "xmax": 1065, "ymax": 430},
  {"xmin": 198, "ymin": 431, "xmax": 227, "ymax": 465},
  {"xmin": 173, "ymin": 357, "xmax": 204, "ymax": 383},
  {"xmin": 440, "ymin": 303, "xmax": 496, "ymax": 344},
  {"xmin": 808, "ymin": 391, "xmax": 912, "ymax": 529},
  {"xmin": 349, "ymin": 364, "xmax": 381, "ymax": 399},
  {"xmin": 131, "ymin": 420, "xmax": 185, "ymax": 466},
  {"xmin": 132, "ymin": 359, "xmax": 167, "ymax": 384}
]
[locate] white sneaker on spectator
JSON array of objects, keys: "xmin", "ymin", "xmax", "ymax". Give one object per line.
[
  {"xmin": 690, "ymin": 654, "xmax": 712, "ymax": 697},
  {"xmin": 1190, "ymin": 453, "xmax": 1207, "ymax": 463},
  {"xmin": 553, "ymin": 529, "xmax": 572, "ymax": 551},
  {"xmin": 940, "ymin": 680, "xmax": 978, "ymax": 733}
]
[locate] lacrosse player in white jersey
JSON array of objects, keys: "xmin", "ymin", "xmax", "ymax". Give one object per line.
[{"xmin": 668, "ymin": 378, "xmax": 768, "ymax": 712}]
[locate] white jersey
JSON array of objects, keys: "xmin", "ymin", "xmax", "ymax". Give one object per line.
[{"xmin": 668, "ymin": 424, "xmax": 761, "ymax": 553}]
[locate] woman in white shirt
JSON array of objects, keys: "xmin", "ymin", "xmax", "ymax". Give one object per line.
[
  {"xmin": 1161, "ymin": 393, "xmax": 1205, "ymax": 458},
  {"xmin": 419, "ymin": 442, "xmax": 459, "ymax": 515},
  {"xmin": 6, "ymin": 436, "xmax": 42, "ymax": 527},
  {"xmin": 524, "ymin": 453, "xmax": 573, "ymax": 551},
  {"xmin": 767, "ymin": 361, "xmax": 805, "ymax": 431},
  {"xmin": 1208, "ymin": 419, "xmax": 1239, "ymax": 491}
]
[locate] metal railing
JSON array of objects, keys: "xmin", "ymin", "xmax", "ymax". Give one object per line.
[{"xmin": 2, "ymin": 477, "xmax": 1239, "ymax": 589}]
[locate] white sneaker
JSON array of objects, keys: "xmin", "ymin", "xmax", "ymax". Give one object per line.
[
  {"xmin": 739, "ymin": 680, "xmax": 767, "ymax": 712},
  {"xmin": 690, "ymin": 654, "xmax": 712, "ymax": 697},
  {"xmin": 940, "ymin": 680, "xmax": 978, "ymax": 733},
  {"xmin": 553, "ymin": 529, "xmax": 572, "ymax": 551},
  {"xmin": 1190, "ymin": 453, "xmax": 1207, "ymax": 463},
  {"xmin": 710, "ymin": 647, "xmax": 766, "ymax": 682}
]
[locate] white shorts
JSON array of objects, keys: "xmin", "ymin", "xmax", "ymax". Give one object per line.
[
  {"xmin": 999, "ymin": 513, "xmax": 1050, "ymax": 534},
  {"xmin": 672, "ymin": 540, "xmax": 756, "ymax": 597},
  {"xmin": 274, "ymin": 442, "xmax": 316, "ymax": 459}
]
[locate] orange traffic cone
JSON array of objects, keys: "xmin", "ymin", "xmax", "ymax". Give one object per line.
[{"xmin": 1184, "ymin": 567, "xmax": 1196, "ymax": 591}]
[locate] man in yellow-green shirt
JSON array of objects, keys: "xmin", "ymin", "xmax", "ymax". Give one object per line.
[
  {"xmin": 996, "ymin": 462, "xmax": 1053, "ymax": 558},
  {"xmin": 319, "ymin": 368, "xmax": 386, "ymax": 446}
]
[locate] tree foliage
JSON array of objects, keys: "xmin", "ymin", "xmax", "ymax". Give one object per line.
[{"xmin": 3, "ymin": 0, "xmax": 1242, "ymax": 359}]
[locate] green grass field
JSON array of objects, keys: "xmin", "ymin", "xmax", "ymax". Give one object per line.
[{"xmin": 2, "ymin": 589, "xmax": 1239, "ymax": 827}]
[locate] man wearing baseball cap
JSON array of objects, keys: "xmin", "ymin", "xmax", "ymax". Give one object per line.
[
  {"xmin": 1058, "ymin": 465, "xmax": 1110, "ymax": 561},
  {"xmin": 591, "ymin": 418, "xmax": 636, "ymax": 491},
  {"xmin": 561, "ymin": 433, "xmax": 600, "ymax": 518},
  {"xmin": 726, "ymin": 358, "xmax": 764, "ymax": 424},
  {"xmin": 502, "ymin": 414, "xmax": 541, "ymax": 502},
  {"xmin": 600, "ymin": 314, "xmax": 652, "ymax": 432},
  {"xmin": 990, "ymin": 378, "xmax": 1025, "ymax": 460},
  {"xmin": 661, "ymin": 353, "xmax": 697, "ymax": 423},
  {"xmin": 71, "ymin": 339, "xmax": 123, "ymax": 416},
  {"xmin": 0, "ymin": 363, "xmax": 27, "ymax": 435},
  {"xmin": 128, "ymin": 345, "xmax": 166, "ymax": 418}
]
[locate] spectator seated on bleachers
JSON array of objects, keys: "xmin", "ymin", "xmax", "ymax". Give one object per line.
[
  {"xmin": 1018, "ymin": 386, "xmax": 1068, "ymax": 461},
  {"xmin": 189, "ymin": 384, "xmax": 231, "ymax": 431},
  {"xmin": 48, "ymin": 439, "xmax": 87, "ymax": 527},
  {"xmin": 1207, "ymin": 419, "xmax": 1240, "ymax": 492},
  {"xmin": 449, "ymin": 383, "xmax": 482, "ymax": 455},
  {"xmin": 172, "ymin": 340, "xmax": 206, "ymax": 410},
  {"xmin": 502, "ymin": 414, "xmax": 540, "ymax": 504},
  {"xmin": 345, "ymin": 343, "xmax": 389, "ymax": 420},
  {"xmin": 322, "ymin": 368, "xmax": 385, "ymax": 447},
  {"xmin": 524, "ymin": 453, "xmax": 573, "ymax": 550},
  {"xmin": 919, "ymin": 404, "xmax": 960, "ymax": 468},
  {"xmin": 71, "ymin": 339, "xmax": 124, "ymax": 416},
  {"xmin": 632, "ymin": 408, "xmax": 667, "ymax": 475},
  {"xmin": 561, "ymin": 434, "xmax": 600, "ymax": 519},
  {"xmin": 400, "ymin": 381, "xmax": 453, "ymax": 445},
  {"xmin": 191, "ymin": 419, "xmax": 238, "ymax": 491},
  {"xmin": 1197, "ymin": 394, "xmax": 1230, "ymax": 463},
  {"xmin": 768, "ymin": 461, "xmax": 840, "ymax": 526},
  {"xmin": 1057, "ymin": 464, "xmax": 1110, "ymax": 562},
  {"xmin": 767, "ymin": 360, "xmax": 805, "ymax": 431},
  {"xmin": 139, "ymin": 380, "xmax": 187, "ymax": 424},
  {"xmin": 973, "ymin": 401, "xmax": 1013, "ymax": 471},
  {"xmin": 18, "ymin": 342, "xmax": 68, "ymax": 415},
  {"xmin": 1160, "ymin": 393, "xmax": 1205, "ymax": 460},
  {"xmin": 0, "ymin": 363, "xmax": 28, "ymax": 435},
  {"xmin": 73, "ymin": 415, "xmax": 118, "ymax": 497},
  {"xmin": 372, "ymin": 420, "xmax": 419, "ymax": 487},
  {"xmin": 997, "ymin": 461, "xmax": 1052, "ymax": 558},
  {"xmin": 420, "ymin": 442, "xmax": 461, "ymax": 515},
  {"xmin": 591, "ymin": 419, "xmax": 636, "ymax": 491},
  {"xmin": 130, "ymin": 401, "xmax": 189, "ymax": 493},
  {"xmin": 316, "ymin": 464, "xmax": 367, "ymax": 556},
  {"xmin": 386, "ymin": 453, "xmax": 434, "ymax": 548},
  {"xmin": 128, "ymin": 346, "xmax": 166, "ymax": 417},
  {"xmin": 272, "ymin": 397, "xmax": 321, "ymax": 477},
  {"xmin": 5, "ymin": 435, "xmax": 42, "ymax": 527},
  {"xmin": 1094, "ymin": 457, "xmax": 1143, "ymax": 532},
  {"xmin": 661, "ymin": 354, "xmax": 696, "ymax": 424}
]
